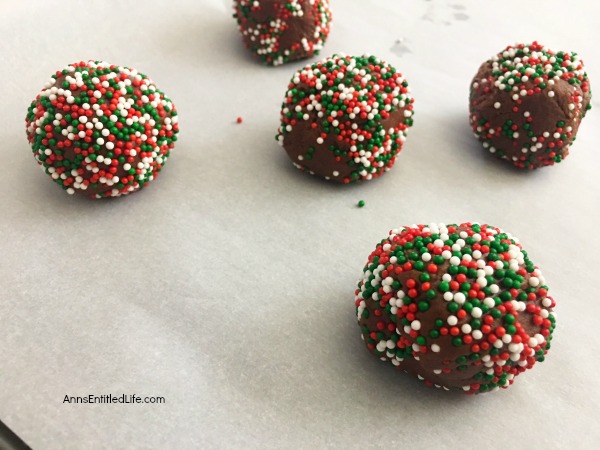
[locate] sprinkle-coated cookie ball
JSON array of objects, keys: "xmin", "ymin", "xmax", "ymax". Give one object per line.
[
  {"xmin": 355, "ymin": 223, "xmax": 556, "ymax": 394},
  {"xmin": 26, "ymin": 61, "xmax": 179, "ymax": 198},
  {"xmin": 469, "ymin": 42, "xmax": 591, "ymax": 169},
  {"xmin": 277, "ymin": 54, "xmax": 414, "ymax": 183},
  {"xmin": 233, "ymin": 0, "xmax": 332, "ymax": 66}
]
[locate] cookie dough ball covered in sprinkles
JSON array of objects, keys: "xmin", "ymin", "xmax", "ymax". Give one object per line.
[
  {"xmin": 470, "ymin": 42, "xmax": 591, "ymax": 169},
  {"xmin": 233, "ymin": 0, "xmax": 332, "ymax": 66},
  {"xmin": 26, "ymin": 60, "xmax": 179, "ymax": 198},
  {"xmin": 355, "ymin": 223, "xmax": 556, "ymax": 394},
  {"xmin": 277, "ymin": 54, "xmax": 414, "ymax": 183}
]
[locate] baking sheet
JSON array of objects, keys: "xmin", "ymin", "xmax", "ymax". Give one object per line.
[{"xmin": 1, "ymin": 0, "xmax": 599, "ymax": 448}]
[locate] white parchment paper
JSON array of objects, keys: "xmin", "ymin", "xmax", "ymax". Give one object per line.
[{"xmin": 1, "ymin": 1, "xmax": 599, "ymax": 448}]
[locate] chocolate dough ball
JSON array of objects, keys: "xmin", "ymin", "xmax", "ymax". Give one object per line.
[
  {"xmin": 355, "ymin": 223, "xmax": 556, "ymax": 394},
  {"xmin": 233, "ymin": 0, "xmax": 332, "ymax": 66},
  {"xmin": 469, "ymin": 42, "xmax": 591, "ymax": 169},
  {"xmin": 25, "ymin": 61, "xmax": 179, "ymax": 198},
  {"xmin": 277, "ymin": 54, "xmax": 415, "ymax": 183}
]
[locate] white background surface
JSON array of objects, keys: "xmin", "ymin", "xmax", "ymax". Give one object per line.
[{"xmin": 1, "ymin": 0, "xmax": 599, "ymax": 448}]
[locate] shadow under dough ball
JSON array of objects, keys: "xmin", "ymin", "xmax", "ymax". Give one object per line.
[
  {"xmin": 355, "ymin": 223, "xmax": 556, "ymax": 394},
  {"xmin": 233, "ymin": 0, "xmax": 332, "ymax": 66},
  {"xmin": 469, "ymin": 41, "xmax": 591, "ymax": 169},
  {"xmin": 277, "ymin": 54, "xmax": 415, "ymax": 183},
  {"xmin": 26, "ymin": 60, "xmax": 179, "ymax": 198}
]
